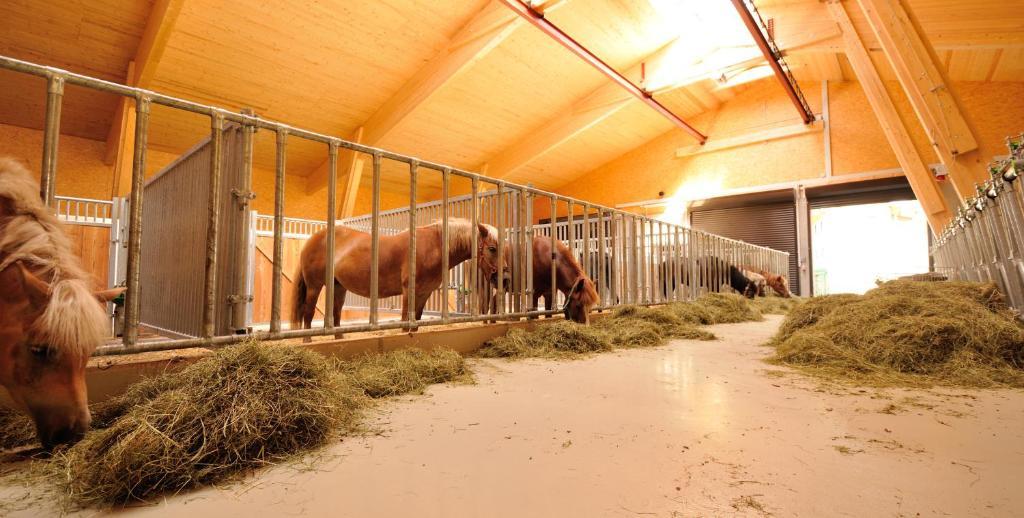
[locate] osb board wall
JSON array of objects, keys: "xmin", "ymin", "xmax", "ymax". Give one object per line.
[
  {"xmin": 252, "ymin": 235, "xmax": 325, "ymax": 325},
  {"xmin": 64, "ymin": 224, "xmax": 110, "ymax": 290},
  {"xmin": 557, "ymin": 80, "xmax": 1024, "ymax": 209}
]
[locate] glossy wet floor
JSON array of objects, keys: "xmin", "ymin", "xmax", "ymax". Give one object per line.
[{"xmin": 7, "ymin": 315, "xmax": 1024, "ymax": 517}]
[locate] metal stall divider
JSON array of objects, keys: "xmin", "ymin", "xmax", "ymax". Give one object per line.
[{"xmin": 0, "ymin": 55, "xmax": 789, "ymax": 356}]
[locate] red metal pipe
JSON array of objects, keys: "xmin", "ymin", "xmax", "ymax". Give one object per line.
[
  {"xmin": 730, "ymin": 0, "xmax": 815, "ymax": 124},
  {"xmin": 499, "ymin": 0, "xmax": 707, "ymax": 144}
]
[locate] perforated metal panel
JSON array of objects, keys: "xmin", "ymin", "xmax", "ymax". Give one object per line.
[
  {"xmin": 690, "ymin": 202, "xmax": 800, "ymax": 293},
  {"xmin": 139, "ymin": 125, "xmax": 250, "ymax": 337}
]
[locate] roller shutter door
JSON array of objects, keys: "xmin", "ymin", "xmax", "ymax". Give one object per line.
[
  {"xmin": 690, "ymin": 202, "xmax": 800, "ymax": 294},
  {"xmin": 808, "ymin": 178, "xmax": 915, "ymax": 209}
]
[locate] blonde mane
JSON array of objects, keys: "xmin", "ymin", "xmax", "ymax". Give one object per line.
[
  {"xmin": 0, "ymin": 158, "xmax": 106, "ymax": 359},
  {"xmin": 431, "ymin": 218, "xmax": 497, "ymax": 258}
]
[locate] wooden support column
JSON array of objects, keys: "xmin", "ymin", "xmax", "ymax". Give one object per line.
[
  {"xmin": 855, "ymin": 0, "xmax": 983, "ymax": 199},
  {"xmin": 105, "ymin": 0, "xmax": 183, "ymax": 199},
  {"xmin": 827, "ymin": 0, "xmax": 950, "ymax": 232},
  {"xmin": 339, "ymin": 127, "xmax": 365, "ymax": 219}
]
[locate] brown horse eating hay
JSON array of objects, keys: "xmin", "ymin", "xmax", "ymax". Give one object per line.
[
  {"xmin": 292, "ymin": 218, "xmax": 501, "ymax": 330},
  {"xmin": 482, "ymin": 236, "xmax": 599, "ymax": 324},
  {"xmin": 0, "ymin": 158, "xmax": 122, "ymax": 449}
]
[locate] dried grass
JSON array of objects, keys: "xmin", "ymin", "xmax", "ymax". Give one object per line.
[
  {"xmin": 751, "ymin": 295, "xmax": 803, "ymax": 315},
  {"xmin": 0, "ymin": 407, "xmax": 36, "ymax": 452},
  {"xmin": 56, "ymin": 342, "xmax": 366, "ymax": 506},
  {"xmin": 339, "ymin": 348, "xmax": 472, "ymax": 398},
  {"xmin": 478, "ymin": 293, "xmax": 764, "ymax": 359},
  {"xmin": 768, "ymin": 281, "xmax": 1024, "ymax": 388},
  {"xmin": 1, "ymin": 342, "xmax": 471, "ymax": 508}
]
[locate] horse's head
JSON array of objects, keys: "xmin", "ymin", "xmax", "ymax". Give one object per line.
[
  {"xmin": 475, "ymin": 223, "xmax": 502, "ymax": 279},
  {"xmin": 765, "ymin": 273, "xmax": 791, "ymax": 298},
  {"xmin": 562, "ymin": 276, "xmax": 599, "ymax": 324},
  {"xmin": 0, "ymin": 263, "xmax": 115, "ymax": 449}
]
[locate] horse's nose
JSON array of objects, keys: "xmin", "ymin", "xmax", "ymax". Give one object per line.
[{"xmin": 41, "ymin": 424, "xmax": 85, "ymax": 450}]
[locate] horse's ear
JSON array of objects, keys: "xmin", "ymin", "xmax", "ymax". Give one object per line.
[
  {"xmin": 94, "ymin": 287, "xmax": 125, "ymax": 303},
  {"xmin": 0, "ymin": 263, "xmax": 49, "ymax": 307},
  {"xmin": 477, "ymin": 223, "xmax": 490, "ymax": 239}
]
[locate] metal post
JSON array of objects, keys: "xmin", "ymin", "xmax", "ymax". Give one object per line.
[
  {"xmin": 40, "ymin": 74, "xmax": 65, "ymax": 206},
  {"xmin": 269, "ymin": 129, "xmax": 287, "ymax": 334},
  {"xmin": 610, "ymin": 212, "xmax": 618, "ymax": 305},
  {"xmin": 582, "ymin": 204, "xmax": 590, "ymax": 293},
  {"xmin": 370, "ymin": 152, "xmax": 382, "ymax": 326},
  {"xmin": 441, "ymin": 168, "xmax": 450, "ymax": 323},
  {"xmin": 324, "ymin": 142, "xmax": 338, "ymax": 329},
  {"xmin": 122, "ymin": 96, "xmax": 150, "ymax": 347},
  {"xmin": 525, "ymin": 189, "xmax": 534, "ymax": 312},
  {"xmin": 567, "ymin": 199, "xmax": 575, "ymax": 288},
  {"xmin": 496, "ymin": 182, "xmax": 506, "ymax": 316},
  {"xmin": 201, "ymin": 112, "xmax": 224, "ymax": 338},
  {"xmin": 596, "ymin": 208, "xmax": 605, "ymax": 307},
  {"xmin": 407, "ymin": 160, "xmax": 418, "ymax": 327},
  {"xmin": 470, "ymin": 176, "xmax": 480, "ymax": 316},
  {"xmin": 550, "ymin": 196, "xmax": 558, "ymax": 312},
  {"xmin": 230, "ymin": 115, "xmax": 255, "ymax": 333}
]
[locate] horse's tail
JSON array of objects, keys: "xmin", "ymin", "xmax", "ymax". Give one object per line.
[{"xmin": 291, "ymin": 264, "xmax": 307, "ymax": 330}]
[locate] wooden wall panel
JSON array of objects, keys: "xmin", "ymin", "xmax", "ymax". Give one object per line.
[{"xmin": 62, "ymin": 224, "xmax": 110, "ymax": 290}]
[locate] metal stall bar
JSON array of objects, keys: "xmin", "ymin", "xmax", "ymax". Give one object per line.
[
  {"xmin": 122, "ymin": 96, "xmax": 150, "ymax": 347},
  {"xmin": 324, "ymin": 142, "xmax": 338, "ymax": 330},
  {"xmin": 496, "ymin": 181, "xmax": 506, "ymax": 316},
  {"xmin": 40, "ymin": 74, "xmax": 65, "ymax": 206},
  {"xmin": 269, "ymin": 129, "xmax": 287, "ymax": 334},
  {"xmin": 441, "ymin": 167, "xmax": 451, "ymax": 323},
  {"xmin": 369, "ymin": 152, "xmax": 382, "ymax": 326},
  {"xmin": 407, "ymin": 160, "xmax": 419, "ymax": 327},
  {"xmin": 201, "ymin": 112, "xmax": 225, "ymax": 338},
  {"xmin": 550, "ymin": 196, "xmax": 558, "ymax": 311},
  {"xmin": 471, "ymin": 176, "xmax": 480, "ymax": 316}
]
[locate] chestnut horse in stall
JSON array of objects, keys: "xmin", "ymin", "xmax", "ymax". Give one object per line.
[
  {"xmin": 482, "ymin": 236, "xmax": 599, "ymax": 324},
  {"xmin": 292, "ymin": 218, "xmax": 501, "ymax": 330},
  {"xmin": 0, "ymin": 158, "xmax": 122, "ymax": 449}
]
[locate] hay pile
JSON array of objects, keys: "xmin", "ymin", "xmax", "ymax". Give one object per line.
[
  {"xmin": 0, "ymin": 407, "xmax": 37, "ymax": 451},
  {"xmin": 1, "ymin": 343, "xmax": 470, "ymax": 507},
  {"xmin": 478, "ymin": 320, "xmax": 614, "ymax": 359},
  {"xmin": 751, "ymin": 295, "xmax": 802, "ymax": 315},
  {"xmin": 479, "ymin": 293, "xmax": 761, "ymax": 359},
  {"xmin": 768, "ymin": 281, "xmax": 1024, "ymax": 387},
  {"xmin": 57, "ymin": 342, "xmax": 365, "ymax": 506},
  {"xmin": 340, "ymin": 348, "xmax": 471, "ymax": 398}
]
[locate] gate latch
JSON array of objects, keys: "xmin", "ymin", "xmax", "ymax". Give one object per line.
[{"xmin": 232, "ymin": 189, "xmax": 257, "ymax": 208}]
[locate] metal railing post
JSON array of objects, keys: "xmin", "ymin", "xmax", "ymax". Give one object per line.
[
  {"xmin": 370, "ymin": 152, "xmax": 382, "ymax": 326},
  {"xmin": 201, "ymin": 111, "xmax": 225, "ymax": 338},
  {"xmin": 324, "ymin": 142, "xmax": 338, "ymax": 329},
  {"xmin": 122, "ymin": 96, "xmax": 150, "ymax": 347},
  {"xmin": 269, "ymin": 128, "xmax": 287, "ymax": 334},
  {"xmin": 40, "ymin": 74, "xmax": 65, "ymax": 206}
]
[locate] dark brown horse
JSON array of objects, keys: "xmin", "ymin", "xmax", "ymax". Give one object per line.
[
  {"xmin": 292, "ymin": 218, "xmax": 501, "ymax": 330},
  {"xmin": 483, "ymin": 236, "xmax": 599, "ymax": 324}
]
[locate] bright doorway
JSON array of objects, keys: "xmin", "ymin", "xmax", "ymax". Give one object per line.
[{"xmin": 811, "ymin": 200, "xmax": 930, "ymax": 295}]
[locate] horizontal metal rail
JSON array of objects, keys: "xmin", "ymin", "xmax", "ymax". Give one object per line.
[{"xmin": 0, "ymin": 54, "xmax": 790, "ymax": 356}]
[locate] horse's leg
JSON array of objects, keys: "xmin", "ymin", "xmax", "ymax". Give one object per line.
[
  {"xmin": 414, "ymin": 295, "xmax": 429, "ymax": 323},
  {"xmin": 543, "ymin": 293, "xmax": 554, "ymax": 318},
  {"xmin": 333, "ymin": 281, "xmax": 346, "ymax": 339},
  {"xmin": 301, "ymin": 277, "xmax": 323, "ymax": 343},
  {"xmin": 529, "ymin": 292, "xmax": 541, "ymax": 320}
]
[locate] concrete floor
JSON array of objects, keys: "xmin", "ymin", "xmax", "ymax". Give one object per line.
[{"xmin": 4, "ymin": 315, "xmax": 1023, "ymax": 517}]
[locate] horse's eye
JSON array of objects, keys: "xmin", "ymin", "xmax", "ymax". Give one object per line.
[
  {"xmin": 29, "ymin": 345, "xmax": 52, "ymax": 361},
  {"xmin": 488, "ymin": 246, "xmax": 497, "ymax": 253}
]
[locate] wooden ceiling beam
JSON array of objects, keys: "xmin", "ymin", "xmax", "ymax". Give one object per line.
[
  {"xmin": 855, "ymin": 0, "xmax": 983, "ymax": 198},
  {"xmin": 103, "ymin": 0, "xmax": 183, "ymax": 166},
  {"xmin": 482, "ymin": 38, "xmax": 689, "ymax": 180},
  {"xmin": 827, "ymin": 0, "xmax": 950, "ymax": 231},
  {"xmin": 306, "ymin": 0, "xmax": 569, "ymax": 195}
]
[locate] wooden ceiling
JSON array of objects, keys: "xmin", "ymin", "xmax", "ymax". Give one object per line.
[{"xmin": 0, "ymin": 0, "xmax": 1021, "ymax": 198}]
